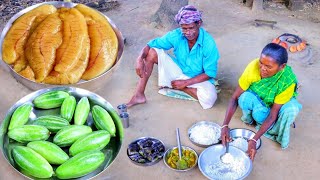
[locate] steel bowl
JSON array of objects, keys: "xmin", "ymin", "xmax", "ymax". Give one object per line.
[
  {"xmin": 0, "ymin": 87, "xmax": 124, "ymax": 180},
  {"xmin": 198, "ymin": 144, "xmax": 252, "ymax": 180},
  {"xmin": 229, "ymin": 128, "xmax": 262, "ymax": 150},
  {"xmin": 0, "ymin": 1, "xmax": 124, "ymax": 91},
  {"xmin": 188, "ymin": 121, "xmax": 221, "ymax": 148},
  {"xmin": 127, "ymin": 137, "xmax": 165, "ymax": 166},
  {"xmin": 163, "ymin": 146, "xmax": 198, "ymax": 172}
]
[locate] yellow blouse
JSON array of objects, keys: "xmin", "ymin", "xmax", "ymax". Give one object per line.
[{"xmin": 238, "ymin": 59, "xmax": 295, "ymax": 105}]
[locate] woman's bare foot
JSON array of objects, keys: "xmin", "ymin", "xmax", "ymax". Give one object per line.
[{"xmin": 126, "ymin": 93, "xmax": 147, "ymax": 108}]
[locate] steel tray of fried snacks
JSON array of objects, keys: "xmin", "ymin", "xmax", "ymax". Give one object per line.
[{"xmin": 0, "ymin": 1, "xmax": 124, "ymax": 91}]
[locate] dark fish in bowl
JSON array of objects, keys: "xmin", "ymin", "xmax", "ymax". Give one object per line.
[
  {"xmin": 138, "ymin": 149, "xmax": 148, "ymax": 157},
  {"xmin": 137, "ymin": 138, "xmax": 153, "ymax": 148},
  {"xmin": 129, "ymin": 154, "xmax": 146, "ymax": 163},
  {"xmin": 128, "ymin": 143, "xmax": 140, "ymax": 155},
  {"xmin": 152, "ymin": 142, "xmax": 165, "ymax": 152},
  {"xmin": 146, "ymin": 153, "xmax": 159, "ymax": 162},
  {"xmin": 127, "ymin": 137, "xmax": 165, "ymax": 166},
  {"xmin": 144, "ymin": 146, "xmax": 155, "ymax": 154}
]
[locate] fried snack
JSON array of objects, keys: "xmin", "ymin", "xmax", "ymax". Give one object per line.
[
  {"xmin": 18, "ymin": 66, "xmax": 35, "ymax": 81},
  {"xmin": 25, "ymin": 13, "xmax": 62, "ymax": 82},
  {"xmin": 44, "ymin": 36, "xmax": 90, "ymax": 84},
  {"xmin": 29, "ymin": 14, "xmax": 51, "ymax": 34},
  {"xmin": 54, "ymin": 8, "xmax": 87, "ymax": 73},
  {"xmin": 75, "ymin": 4, "xmax": 118, "ymax": 80},
  {"xmin": 14, "ymin": 14, "xmax": 53, "ymax": 73},
  {"xmin": 2, "ymin": 5, "xmax": 57, "ymax": 65},
  {"xmin": 13, "ymin": 56, "xmax": 28, "ymax": 73}
]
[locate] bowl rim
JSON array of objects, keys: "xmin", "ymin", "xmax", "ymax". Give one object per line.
[
  {"xmin": 187, "ymin": 121, "xmax": 221, "ymax": 148},
  {"xmin": 229, "ymin": 128, "xmax": 262, "ymax": 150},
  {"xmin": 198, "ymin": 144, "xmax": 253, "ymax": 180},
  {"xmin": 163, "ymin": 145, "xmax": 198, "ymax": 172},
  {"xmin": 126, "ymin": 136, "xmax": 166, "ymax": 166},
  {"xmin": 0, "ymin": 1, "xmax": 124, "ymax": 90}
]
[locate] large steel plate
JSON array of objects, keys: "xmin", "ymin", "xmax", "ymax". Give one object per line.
[{"xmin": 0, "ymin": 87, "xmax": 124, "ymax": 179}]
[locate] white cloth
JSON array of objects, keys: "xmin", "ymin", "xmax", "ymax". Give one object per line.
[{"xmin": 155, "ymin": 48, "xmax": 217, "ymax": 109}]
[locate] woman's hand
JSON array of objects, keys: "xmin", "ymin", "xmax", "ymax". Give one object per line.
[
  {"xmin": 221, "ymin": 86, "xmax": 245, "ymax": 146},
  {"xmin": 247, "ymin": 140, "xmax": 257, "ymax": 161},
  {"xmin": 171, "ymin": 80, "xmax": 188, "ymax": 90},
  {"xmin": 221, "ymin": 126, "xmax": 231, "ymax": 146},
  {"xmin": 135, "ymin": 56, "xmax": 146, "ymax": 78}
]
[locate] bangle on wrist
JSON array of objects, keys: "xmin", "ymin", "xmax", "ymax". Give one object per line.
[
  {"xmin": 221, "ymin": 124, "xmax": 228, "ymax": 129},
  {"xmin": 249, "ymin": 138, "xmax": 257, "ymax": 143}
]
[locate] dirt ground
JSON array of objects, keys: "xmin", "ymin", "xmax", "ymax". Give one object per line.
[{"xmin": 1, "ymin": 0, "xmax": 320, "ymax": 179}]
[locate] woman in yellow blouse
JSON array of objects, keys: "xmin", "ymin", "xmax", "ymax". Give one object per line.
[{"xmin": 221, "ymin": 43, "xmax": 302, "ymax": 160}]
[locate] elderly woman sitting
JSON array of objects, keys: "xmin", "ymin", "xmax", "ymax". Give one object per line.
[{"xmin": 221, "ymin": 43, "xmax": 302, "ymax": 160}]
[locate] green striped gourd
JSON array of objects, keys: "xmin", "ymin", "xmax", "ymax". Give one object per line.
[
  {"xmin": 92, "ymin": 105, "xmax": 116, "ymax": 137},
  {"xmin": 108, "ymin": 109, "xmax": 124, "ymax": 140},
  {"xmin": 74, "ymin": 97, "xmax": 90, "ymax": 125},
  {"xmin": 53, "ymin": 125, "xmax": 92, "ymax": 147},
  {"xmin": 33, "ymin": 90, "xmax": 69, "ymax": 109},
  {"xmin": 32, "ymin": 115, "xmax": 69, "ymax": 133},
  {"xmin": 8, "ymin": 104, "xmax": 32, "ymax": 130},
  {"xmin": 12, "ymin": 146, "xmax": 53, "ymax": 178},
  {"xmin": 60, "ymin": 95, "xmax": 76, "ymax": 122},
  {"xmin": 55, "ymin": 150, "xmax": 105, "ymax": 179},
  {"xmin": 8, "ymin": 125, "xmax": 50, "ymax": 143},
  {"xmin": 27, "ymin": 141, "xmax": 69, "ymax": 165},
  {"xmin": 69, "ymin": 130, "xmax": 111, "ymax": 156}
]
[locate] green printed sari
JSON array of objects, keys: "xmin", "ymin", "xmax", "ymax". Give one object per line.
[{"xmin": 249, "ymin": 66, "xmax": 297, "ymax": 107}]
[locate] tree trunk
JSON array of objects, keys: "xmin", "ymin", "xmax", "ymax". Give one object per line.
[
  {"xmin": 151, "ymin": 0, "xmax": 188, "ymax": 30},
  {"xmin": 252, "ymin": 0, "xmax": 264, "ymax": 12},
  {"xmin": 245, "ymin": 0, "xmax": 254, "ymax": 7}
]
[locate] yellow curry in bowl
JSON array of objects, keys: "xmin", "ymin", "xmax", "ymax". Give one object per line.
[{"xmin": 164, "ymin": 147, "xmax": 197, "ymax": 171}]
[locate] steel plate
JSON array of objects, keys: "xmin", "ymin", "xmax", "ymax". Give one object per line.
[
  {"xmin": 0, "ymin": 87, "xmax": 124, "ymax": 180},
  {"xmin": 127, "ymin": 137, "xmax": 165, "ymax": 166},
  {"xmin": 188, "ymin": 121, "xmax": 221, "ymax": 148},
  {"xmin": 198, "ymin": 144, "xmax": 252, "ymax": 180}
]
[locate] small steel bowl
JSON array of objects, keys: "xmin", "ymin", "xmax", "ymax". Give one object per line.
[
  {"xmin": 229, "ymin": 128, "xmax": 262, "ymax": 150},
  {"xmin": 163, "ymin": 146, "xmax": 198, "ymax": 172},
  {"xmin": 198, "ymin": 144, "xmax": 252, "ymax": 180},
  {"xmin": 188, "ymin": 121, "xmax": 221, "ymax": 148},
  {"xmin": 127, "ymin": 137, "xmax": 165, "ymax": 166},
  {"xmin": 0, "ymin": 1, "xmax": 124, "ymax": 91}
]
